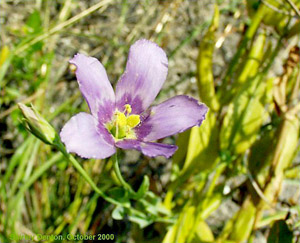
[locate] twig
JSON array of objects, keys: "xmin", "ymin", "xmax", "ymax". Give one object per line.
[
  {"xmin": 285, "ymin": 0, "xmax": 300, "ymax": 17},
  {"xmin": 262, "ymin": 0, "xmax": 298, "ymax": 18},
  {"xmin": 247, "ymin": 168, "xmax": 290, "ymax": 212}
]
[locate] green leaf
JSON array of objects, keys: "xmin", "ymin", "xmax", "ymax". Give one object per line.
[
  {"xmin": 198, "ymin": 194, "xmax": 222, "ymax": 219},
  {"xmin": 0, "ymin": 50, "xmax": 13, "ymax": 87},
  {"xmin": 145, "ymin": 191, "xmax": 160, "ymax": 205},
  {"xmin": 228, "ymin": 198, "xmax": 256, "ymax": 241},
  {"xmin": 197, "ymin": 4, "xmax": 220, "ymax": 111},
  {"xmin": 107, "ymin": 187, "xmax": 125, "ymax": 198},
  {"xmin": 267, "ymin": 220, "xmax": 293, "ymax": 243},
  {"xmin": 165, "ymin": 111, "xmax": 220, "ymax": 208},
  {"xmin": 25, "ymin": 10, "xmax": 42, "ymax": 34},
  {"xmin": 5, "ymin": 87, "xmax": 20, "ymax": 100},
  {"xmin": 112, "ymin": 206, "xmax": 126, "ymax": 220},
  {"xmin": 287, "ymin": 20, "xmax": 300, "ymax": 39},
  {"xmin": 0, "ymin": 45, "xmax": 10, "ymax": 67},
  {"xmin": 127, "ymin": 208, "xmax": 153, "ymax": 228},
  {"xmin": 172, "ymin": 130, "xmax": 191, "ymax": 169},
  {"xmin": 273, "ymin": 117, "xmax": 299, "ymax": 174},
  {"xmin": 107, "ymin": 187, "xmax": 130, "ymax": 207},
  {"xmin": 163, "ymin": 205, "xmax": 196, "ymax": 243},
  {"xmin": 233, "ymin": 32, "xmax": 266, "ymax": 88},
  {"xmin": 219, "ymin": 2, "xmax": 267, "ymax": 101},
  {"xmin": 190, "ymin": 220, "xmax": 214, "ymax": 243},
  {"xmin": 141, "ymin": 191, "xmax": 171, "ymax": 216},
  {"xmin": 220, "ymin": 76, "xmax": 267, "ymax": 155},
  {"xmin": 186, "ymin": 194, "xmax": 221, "ymax": 242},
  {"xmin": 180, "ymin": 110, "xmax": 219, "ymax": 179},
  {"xmin": 259, "ymin": 0, "xmax": 291, "ymax": 34},
  {"xmin": 256, "ymin": 211, "xmax": 287, "ymax": 228},
  {"xmin": 128, "ymin": 214, "xmax": 152, "ymax": 228},
  {"xmin": 248, "ymin": 124, "xmax": 277, "ymax": 185},
  {"xmin": 134, "ymin": 175, "xmax": 149, "ymax": 200}
]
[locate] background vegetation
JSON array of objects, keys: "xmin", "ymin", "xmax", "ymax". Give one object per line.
[{"xmin": 1, "ymin": 0, "xmax": 300, "ymax": 242}]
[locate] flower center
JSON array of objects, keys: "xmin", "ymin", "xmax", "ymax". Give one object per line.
[{"xmin": 105, "ymin": 104, "xmax": 140, "ymax": 140}]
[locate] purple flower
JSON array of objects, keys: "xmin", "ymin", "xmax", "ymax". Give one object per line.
[{"xmin": 60, "ymin": 39, "xmax": 208, "ymax": 159}]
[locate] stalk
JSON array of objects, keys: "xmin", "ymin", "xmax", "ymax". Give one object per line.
[
  {"xmin": 112, "ymin": 151, "xmax": 135, "ymax": 195},
  {"xmin": 55, "ymin": 142, "xmax": 122, "ymax": 206}
]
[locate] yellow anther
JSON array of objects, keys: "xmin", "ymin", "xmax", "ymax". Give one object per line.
[
  {"xmin": 126, "ymin": 115, "xmax": 140, "ymax": 128},
  {"xmin": 124, "ymin": 104, "xmax": 132, "ymax": 114},
  {"xmin": 116, "ymin": 112, "xmax": 127, "ymax": 127},
  {"xmin": 106, "ymin": 108, "xmax": 140, "ymax": 140}
]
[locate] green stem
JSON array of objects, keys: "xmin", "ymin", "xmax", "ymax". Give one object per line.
[
  {"xmin": 56, "ymin": 142, "xmax": 123, "ymax": 206},
  {"xmin": 112, "ymin": 150, "xmax": 135, "ymax": 195},
  {"xmin": 205, "ymin": 162, "xmax": 227, "ymax": 199},
  {"xmin": 5, "ymin": 133, "xmax": 171, "ymax": 233},
  {"xmin": 55, "ymin": 143, "xmax": 151, "ymax": 219}
]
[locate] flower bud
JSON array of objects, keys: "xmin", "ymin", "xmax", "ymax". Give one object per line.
[{"xmin": 18, "ymin": 103, "xmax": 56, "ymax": 145}]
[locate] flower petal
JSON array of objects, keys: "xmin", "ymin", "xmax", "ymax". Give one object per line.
[
  {"xmin": 136, "ymin": 95, "xmax": 208, "ymax": 141},
  {"xmin": 60, "ymin": 112, "xmax": 116, "ymax": 159},
  {"xmin": 116, "ymin": 140, "xmax": 177, "ymax": 158},
  {"xmin": 70, "ymin": 53, "xmax": 115, "ymax": 123},
  {"xmin": 116, "ymin": 39, "xmax": 168, "ymax": 114}
]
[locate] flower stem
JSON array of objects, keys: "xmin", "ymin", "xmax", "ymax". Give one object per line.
[
  {"xmin": 55, "ymin": 142, "xmax": 124, "ymax": 206},
  {"xmin": 55, "ymin": 142, "xmax": 150, "ymax": 219},
  {"xmin": 112, "ymin": 149, "xmax": 136, "ymax": 195}
]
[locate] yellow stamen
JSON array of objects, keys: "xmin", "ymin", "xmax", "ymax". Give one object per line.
[
  {"xmin": 106, "ymin": 104, "xmax": 141, "ymax": 140},
  {"xmin": 116, "ymin": 112, "xmax": 127, "ymax": 127},
  {"xmin": 127, "ymin": 115, "xmax": 140, "ymax": 128},
  {"xmin": 124, "ymin": 104, "xmax": 132, "ymax": 114}
]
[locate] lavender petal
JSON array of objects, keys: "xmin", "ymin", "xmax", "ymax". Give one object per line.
[
  {"xmin": 136, "ymin": 95, "xmax": 208, "ymax": 141},
  {"xmin": 116, "ymin": 140, "xmax": 177, "ymax": 158},
  {"xmin": 60, "ymin": 112, "xmax": 116, "ymax": 159},
  {"xmin": 70, "ymin": 53, "xmax": 115, "ymax": 123},
  {"xmin": 115, "ymin": 39, "xmax": 168, "ymax": 114}
]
